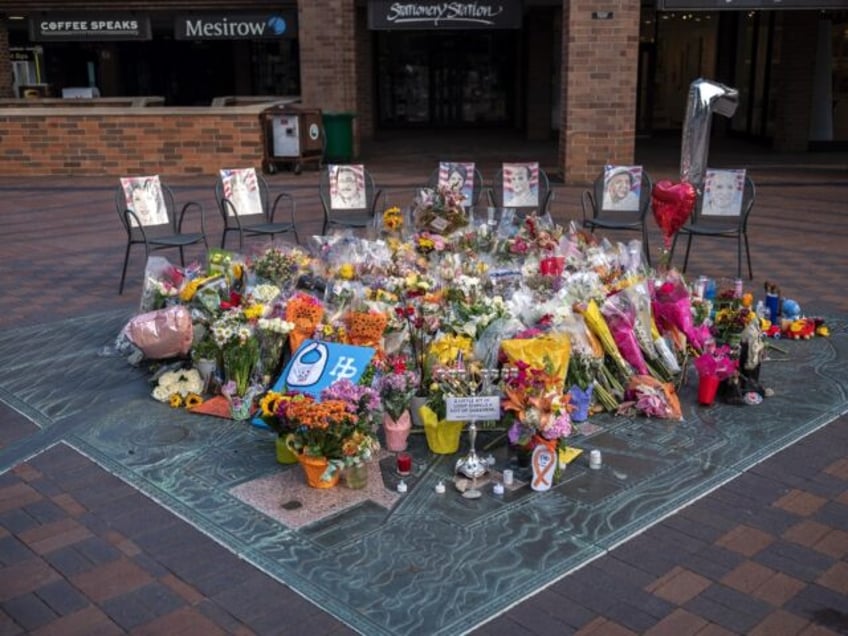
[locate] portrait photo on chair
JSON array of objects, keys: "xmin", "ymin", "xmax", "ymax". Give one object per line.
[
  {"xmin": 120, "ymin": 175, "xmax": 168, "ymax": 227},
  {"xmin": 602, "ymin": 165, "xmax": 642, "ymax": 212},
  {"xmin": 502, "ymin": 162, "xmax": 539, "ymax": 207},
  {"xmin": 329, "ymin": 164, "xmax": 367, "ymax": 210},
  {"xmin": 438, "ymin": 161, "xmax": 474, "ymax": 207},
  {"xmin": 702, "ymin": 168, "xmax": 745, "ymax": 217},
  {"xmin": 220, "ymin": 167, "xmax": 263, "ymax": 217}
]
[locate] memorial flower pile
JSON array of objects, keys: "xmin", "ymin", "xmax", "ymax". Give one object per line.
[{"xmin": 127, "ymin": 186, "xmax": 789, "ymax": 430}]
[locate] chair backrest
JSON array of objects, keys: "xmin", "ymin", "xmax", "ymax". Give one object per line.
[
  {"xmin": 116, "ymin": 175, "xmax": 177, "ymax": 237},
  {"xmin": 320, "ymin": 164, "xmax": 379, "ymax": 213},
  {"xmin": 490, "ymin": 162, "xmax": 552, "ymax": 215},
  {"xmin": 693, "ymin": 169, "xmax": 754, "ymax": 229},
  {"xmin": 589, "ymin": 165, "xmax": 652, "ymax": 221},
  {"xmin": 216, "ymin": 167, "xmax": 270, "ymax": 221},
  {"xmin": 427, "ymin": 162, "xmax": 485, "ymax": 207}
]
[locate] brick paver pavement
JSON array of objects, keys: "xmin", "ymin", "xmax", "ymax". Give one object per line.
[{"xmin": 1, "ymin": 132, "xmax": 847, "ymax": 634}]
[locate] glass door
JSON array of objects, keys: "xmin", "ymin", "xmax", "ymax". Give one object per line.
[{"xmin": 376, "ymin": 31, "xmax": 515, "ymax": 127}]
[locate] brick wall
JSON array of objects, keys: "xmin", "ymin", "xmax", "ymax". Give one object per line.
[
  {"xmin": 0, "ymin": 19, "xmax": 12, "ymax": 99},
  {"xmin": 0, "ymin": 109, "xmax": 267, "ymax": 176},
  {"xmin": 772, "ymin": 12, "xmax": 817, "ymax": 152},
  {"xmin": 355, "ymin": 5, "xmax": 374, "ymax": 143},
  {"xmin": 559, "ymin": 0, "xmax": 640, "ymax": 185}
]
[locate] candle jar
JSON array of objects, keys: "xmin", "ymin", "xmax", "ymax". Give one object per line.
[{"xmin": 396, "ymin": 452, "xmax": 412, "ymax": 476}]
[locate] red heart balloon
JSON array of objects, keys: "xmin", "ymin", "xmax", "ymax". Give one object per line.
[{"xmin": 651, "ymin": 180, "xmax": 697, "ymax": 248}]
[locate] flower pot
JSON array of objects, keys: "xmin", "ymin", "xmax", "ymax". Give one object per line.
[
  {"xmin": 297, "ymin": 454, "xmax": 340, "ymax": 489},
  {"xmin": 275, "ymin": 434, "xmax": 298, "ymax": 465},
  {"xmin": 421, "ymin": 406, "xmax": 464, "ymax": 454},
  {"xmin": 568, "ymin": 384, "xmax": 593, "ymax": 423},
  {"xmin": 228, "ymin": 398, "xmax": 253, "ymax": 421},
  {"xmin": 343, "ymin": 463, "xmax": 369, "ymax": 490},
  {"xmin": 698, "ymin": 374, "xmax": 720, "ymax": 406},
  {"xmin": 383, "ymin": 411, "xmax": 412, "ymax": 452},
  {"xmin": 195, "ymin": 358, "xmax": 217, "ymax": 393},
  {"xmin": 409, "ymin": 396, "xmax": 428, "ymax": 429}
]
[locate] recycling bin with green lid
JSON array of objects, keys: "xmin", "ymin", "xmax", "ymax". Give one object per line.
[{"xmin": 322, "ymin": 111, "xmax": 356, "ymax": 162}]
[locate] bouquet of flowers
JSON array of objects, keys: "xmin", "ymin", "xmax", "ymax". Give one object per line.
[
  {"xmin": 250, "ymin": 244, "xmax": 308, "ymax": 289},
  {"xmin": 151, "ymin": 367, "xmax": 204, "ymax": 408},
  {"xmin": 501, "ymin": 362, "xmax": 573, "ymax": 451},
  {"xmin": 652, "ymin": 271, "xmax": 711, "ymax": 352},
  {"xmin": 693, "ymin": 340, "xmax": 736, "ymax": 378},
  {"xmin": 375, "ymin": 355, "xmax": 419, "ymax": 420},
  {"xmin": 413, "ymin": 186, "xmax": 469, "ymax": 236}
]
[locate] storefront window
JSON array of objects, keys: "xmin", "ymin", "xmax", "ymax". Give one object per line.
[{"xmin": 376, "ymin": 31, "xmax": 515, "ymax": 127}]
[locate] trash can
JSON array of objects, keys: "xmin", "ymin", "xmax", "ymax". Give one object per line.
[
  {"xmin": 322, "ymin": 111, "xmax": 355, "ymax": 162},
  {"xmin": 260, "ymin": 105, "xmax": 324, "ymax": 175}
]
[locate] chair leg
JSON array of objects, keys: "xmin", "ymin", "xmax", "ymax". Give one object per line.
[
  {"xmin": 736, "ymin": 235, "xmax": 743, "ymax": 280},
  {"xmin": 682, "ymin": 234, "xmax": 693, "ymax": 273},
  {"xmin": 178, "ymin": 247, "xmax": 186, "ymax": 267},
  {"xmin": 744, "ymin": 232, "xmax": 753, "ymax": 280},
  {"xmin": 221, "ymin": 230, "xmax": 228, "ymax": 249},
  {"xmin": 119, "ymin": 242, "xmax": 132, "ymax": 295},
  {"xmin": 642, "ymin": 225, "xmax": 651, "ymax": 267}
]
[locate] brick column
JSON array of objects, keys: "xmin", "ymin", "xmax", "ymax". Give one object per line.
[
  {"xmin": 0, "ymin": 19, "xmax": 13, "ymax": 98},
  {"xmin": 355, "ymin": 6, "xmax": 374, "ymax": 143},
  {"xmin": 772, "ymin": 12, "xmax": 817, "ymax": 152},
  {"xmin": 558, "ymin": 1, "xmax": 640, "ymax": 185},
  {"xmin": 297, "ymin": 0, "xmax": 359, "ymax": 154}
]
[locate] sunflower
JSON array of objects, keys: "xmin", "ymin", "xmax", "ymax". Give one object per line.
[
  {"xmin": 169, "ymin": 394, "xmax": 184, "ymax": 408},
  {"xmin": 184, "ymin": 393, "xmax": 203, "ymax": 409},
  {"xmin": 260, "ymin": 390, "xmax": 284, "ymax": 417}
]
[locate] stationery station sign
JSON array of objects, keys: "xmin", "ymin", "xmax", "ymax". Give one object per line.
[
  {"xmin": 29, "ymin": 14, "xmax": 151, "ymax": 41},
  {"xmin": 368, "ymin": 1, "xmax": 521, "ymax": 29},
  {"xmin": 175, "ymin": 13, "xmax": 298, "ymax": 40}
]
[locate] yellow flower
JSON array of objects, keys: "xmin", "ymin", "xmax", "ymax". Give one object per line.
[
  {"xmin": 260, "ymin": 391, "xmax": 283, "ymax": 417},
  {"xmin": 338, "ymin": 263, "xmax": 356, "ymax": 280},
  {"xmin": 179, "ymin": 278, "xmax": 203, "ymax": 302},
  {"xmin": 816, "ymin": 325, "xmax": 830, "ymax": 337},
  {"xmin": 428, "ymin": 334, "xmax": 473, "ymax": 365},
  {"xmin": 243, "ymin": 304, "xmax": 264, "ymax": 320},
  {"xmin": 185, "ymin": 393, "xmax": 203, "ymax": 408},
  {"xmin": 169, "ymin": 394, "xmax": 184, "ymax": 408}
]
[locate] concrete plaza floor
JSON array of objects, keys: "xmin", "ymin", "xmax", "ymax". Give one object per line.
[{"xmin": 1, "ymin": 132, "xmax": 847, "ymax": 634}]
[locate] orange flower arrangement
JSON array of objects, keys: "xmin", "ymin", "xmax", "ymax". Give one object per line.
[
  {"xmin": 345, "ymin": 309, "xmax": 389, "ymax": 348},
  {"xmin": 285, "ymin": 292, "xmax": 324, "ymax": 354}
]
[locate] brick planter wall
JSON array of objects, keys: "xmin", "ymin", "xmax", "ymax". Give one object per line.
[{"xmin": 0, "ymin": 107, "xmax": 268, "ymax": 177}]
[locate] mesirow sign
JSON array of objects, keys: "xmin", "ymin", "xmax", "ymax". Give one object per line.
[
  {"xmin": 368, "ymin": 1, "xmax": 521, "ymax": 29},
  {"xmin": 175, "ymin": 13, "xmax": 298, "ymax": 40}
]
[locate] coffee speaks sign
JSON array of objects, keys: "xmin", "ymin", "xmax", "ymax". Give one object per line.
[
  {"xmin": 368, "ymin": 1, "xmax": 521, "ymax": 29},
  {"xmin": 30, "ymin": 14, "xmax": 151, "ymax": 41}
]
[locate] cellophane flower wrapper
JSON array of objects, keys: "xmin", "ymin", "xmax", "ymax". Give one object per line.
[
  {"xmin": 139, "ymin": 256, "xmax": 186, "ymax": 313},
  {"xmin": 621, "ymin": 374, "xmax": 682, "ymax": 420},
  {"xmin": 474, "ymin": 316, "xmax": 526, "ymax": 370},
  {"xmin": 601, "ymin": 292, "xmax": 649, "ymax": 376},
  {"xmin": 693, "ymin": 344, "xmax": 738, "ymax": 380},
  {"xmin": 578, "ymin": 299, "xmax": 632, "ymax": 377},
  {"xmin": 125, "ymin": 305, "xmax": 194, "ymax": 360},
  {"xmin": 651, "ymin": 271, "xmax": 710, "ymax": 352},
  {"xmin": 622, "ymin": 280, "xmax": 659, "ymax": 361},
  {"xmin": 249, "ymin": 241, "xmax": 308, "ymax": 291},
  {"xmin": 500, "ymin": 333, "xmax": 572, "ymax": 388}
]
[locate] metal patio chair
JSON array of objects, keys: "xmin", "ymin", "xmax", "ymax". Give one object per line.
[
  {"xmin": 581, "ymin": 166, "xmax": 653, "ymax": 266},
  {"xmin": 216, "ymin": 168, "xmax": 298, "ymax": 250},
  {"xmin": 670, "ymin": 173, "xmax": 756, "ymax": 280},
  {"xmin": 319, "ymin": 164, "xmax": 383, "ymax": 235},
  {"xmin": 116, "ymin": 176, "xmax": 207, "ymax": 295}
]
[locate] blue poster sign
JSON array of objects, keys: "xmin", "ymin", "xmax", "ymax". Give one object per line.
[{"xmin": 252, "ymin": 340, "xmax": 375, "ymax": 429}]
